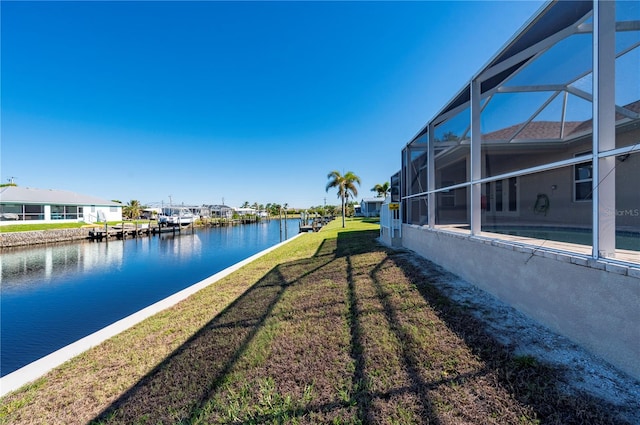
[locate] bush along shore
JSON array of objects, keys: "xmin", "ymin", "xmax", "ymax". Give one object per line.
[{"xmin": 0, "ymin": 218, "xmax": 636, "ymax": 424}]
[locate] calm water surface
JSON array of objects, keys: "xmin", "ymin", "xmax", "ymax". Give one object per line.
[{"xmin": 1, "ymin": 219, "xmax": 298, "ymax": 376}]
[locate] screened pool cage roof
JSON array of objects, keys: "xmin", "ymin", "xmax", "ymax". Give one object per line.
[{"xmin": 408, "ymin": 0, "xmax": 640, "ymax": 148}]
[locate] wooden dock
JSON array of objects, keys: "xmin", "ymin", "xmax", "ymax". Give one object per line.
[
  {"xmin": 86, "ymin": 218, "xmax": 253, "ymax": 241},
  {"xmin": 87, "ymin": 223, "xmax": 193, "ymax": 241},
  {"xmin": 299, "ymin": 217, "xmax": 331, "ymax": 233},
  {"xmin": 88, "ymin": 225, "xmax": 147, "ymax": 240}
]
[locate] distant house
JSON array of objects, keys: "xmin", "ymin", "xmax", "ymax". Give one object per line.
[
  {"xmin": 208, "ymin": 204, "xmax": 234, "ymax": 220},
  {"xmin": 359, "ymin": 197, "xmax": 385, "ymax": 217},
  {"xmin": 234, "ymin": 207, "xmax": 256, "ymax": 216},
  {"xmin": 0, "ymin": 186, "xmax": 122, "ymax": 225}
]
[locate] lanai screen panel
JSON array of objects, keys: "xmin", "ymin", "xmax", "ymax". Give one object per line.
[
  {"xmin": 614, "ymin": 151, "xmax": 640, "ymax": 256},
  {"xmin": 434, "ymin": 107, "xmax": 470, "ymax": 190},
  {"xmin": 481, "ymin": 165, "xmax": 594, "ymax": 235},
  {"xmin": 614, "ymin": 0, "xmax": 640, "ymax": 151},
  {"xmin": 405, "ymin": 134, "xmax": 429, "ymax": 226},
  {"xmin": 481, "ymin": 13, "xmax": 594, "ymax": 179},
  {"xmin": 613, "ymin": 1, "xmax": 640, "ymax": 255},
  {"xmin": 408, "ymin": 133, "xmax": 428, "ymax": 195}
]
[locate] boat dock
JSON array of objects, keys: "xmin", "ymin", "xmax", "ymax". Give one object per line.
[
  {"xmin": 87, "ymin": 223, "xmax": 192, "ymax": 241},
  {"xmin": 86, "ymin": 217, "xmax": 249, "ymax": 241},
  {"xmin": 299, "ymin": 222, "xmax": 321, "ymax": 233},
  {"xmin": 299, "ymin": 216, "xmax": 333, "ymax": 233}
]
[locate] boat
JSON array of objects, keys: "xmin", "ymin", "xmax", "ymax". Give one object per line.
[{"xmin": 158, "ymin": 207, "xmax": 198, "ymax": 226}]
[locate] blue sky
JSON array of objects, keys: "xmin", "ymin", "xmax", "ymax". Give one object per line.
[{"xmin": 1, "ymin": 1, "xmax": 544, "ymax": 208}]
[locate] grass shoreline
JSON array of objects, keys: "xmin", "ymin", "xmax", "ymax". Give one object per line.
[{"xmin": 0, "ymin": 219, "xmax": 630, "ymax": 424}]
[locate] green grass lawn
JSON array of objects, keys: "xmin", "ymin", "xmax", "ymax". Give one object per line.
[
  {"xmin": 0, "ymin": 221, "xmax": 157, "ymax": 233},
  {"xmin": 0, "ymin": 222, "xmax": 90, "ymax": 232},
  {"xmin": 0, "ymin": 218, "xmax": 622, "ymax": 424}
]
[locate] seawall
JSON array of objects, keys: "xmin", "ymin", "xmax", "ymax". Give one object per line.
[{"xmin": 0, "ymin": 228, "xmax": 89, "ymax": 248}]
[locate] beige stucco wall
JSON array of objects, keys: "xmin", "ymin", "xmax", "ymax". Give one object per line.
[{"xmin": 401, "ymin": 224, "xmax": 640, "ymax": 380}]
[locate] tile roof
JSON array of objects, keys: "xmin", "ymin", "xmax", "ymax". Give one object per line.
[
  {"xmin": 483, "ymin": 121, "xmax": 583, "ymax": 142},
  {"xmin": 483, "ymin": 100, "xmax": 640, "ymax": 143}
]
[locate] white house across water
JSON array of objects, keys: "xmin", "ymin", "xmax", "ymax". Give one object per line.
[
  {"xmin": 380, "ymin": 0, "xmax": 640, "ymax": 380},
  {"xmin": 0, "ymin": 186, "xmax": 122, "ymax": 225}
]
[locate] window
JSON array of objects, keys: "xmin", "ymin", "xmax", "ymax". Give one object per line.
[
  {"xmin": 51, "ymin": 205, "xmax": 65, "ymax": 220},
  {"xmin": 0, "ymin": 204, "xmax": 45, "ymax": 221},
  {"xmin": 440, "ymin": 181, "xmax": 455, "ymax": 208},
  {"xmin": 483, "ymin": 177, "xmax": 519, "ymax": 214},
  {"xmin": 1, "ymin": 204, "xmax": 23, "ymax": 221},
  {"xmin": 66, "ymin": 206, "xmax": 79, "ymax": 219},
  {"xmin": 50, "ymin": 205, "xmax": 80, "ymax": 220},
  {"xmin": 24, "ymin": 204, "xmax": 44, "ymax": 220},
  {"xmin": 574, "ymin": 152, "xmax": 593, "ymax": 201}
]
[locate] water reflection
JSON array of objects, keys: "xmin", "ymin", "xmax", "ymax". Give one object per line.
[
  {"xmin": 0, "ymin": 233, "xmax": 209, "ymax": 291},
  {"xmin": 1, "ymin": 242, "xmax": 123, "ymax": 290},
  {"xmin": 158, "ymin": 233, "xmax": 203, "ymax": 259}
]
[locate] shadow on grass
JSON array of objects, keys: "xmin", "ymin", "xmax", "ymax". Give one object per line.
[
  {"xmin": 344, "ymin": 250, "xmax": 441, "ymax": 423},
  {"xmin": 90, "ymin": 266, "xmax": 288, "ymax": 424},
  {"xmin": 90, "ymin": 228, "xmax": 623, "ymax": 424},
  {"xmin": 335, "ymin": 229, "xmax": 623, "ymax": 424},
  {"xmin": 373, "ymin": 247, "xmax": 628, "ymax": 424},
  {"xmin": 90, "ymin": 253, "xmax": 335, "ymax": 424}
]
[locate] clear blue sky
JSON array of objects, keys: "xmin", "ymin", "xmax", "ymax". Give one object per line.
[{"xmin": 1, "ymin": 0, "xmax": 544, "ymax": 209}]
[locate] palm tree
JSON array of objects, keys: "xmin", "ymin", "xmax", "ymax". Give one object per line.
[
  {"xmin": 326, "ymin": 170, "xmax": 361, "ymax": 228},
  {"xmin": 268, "ymin": 203, "xmax": 281, "ymax": 216},
  {"xmin": 371, "ymin": 182, "xmax": 390, "ymax": 198},
  {"xmin": 123, "ymin": 200, "xmax": 143, "ymax": 220}
]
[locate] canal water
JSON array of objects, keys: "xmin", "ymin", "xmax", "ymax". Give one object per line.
[{"xmin": 0, "ymin": 219, "xmax": 299, "ymax": 377}]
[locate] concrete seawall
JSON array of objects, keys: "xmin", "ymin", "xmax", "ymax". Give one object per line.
[{"xmin": 0, "ymin": 228, "xmax": 89, "ymax": 248}]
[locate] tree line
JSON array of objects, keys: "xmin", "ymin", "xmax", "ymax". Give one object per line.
[{"xmin": 117, "ymin": 175, "xmax": 390, "ymax": 221}]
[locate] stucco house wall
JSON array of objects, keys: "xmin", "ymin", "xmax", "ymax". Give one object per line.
[{"xmin": 0, "ymin": 186, "xmax": 122, "ymax": 225}]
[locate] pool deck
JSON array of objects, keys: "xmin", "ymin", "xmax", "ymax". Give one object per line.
[{"xmin": 433, "ymin": 225, "xmax": 640, "ymax": 265}]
